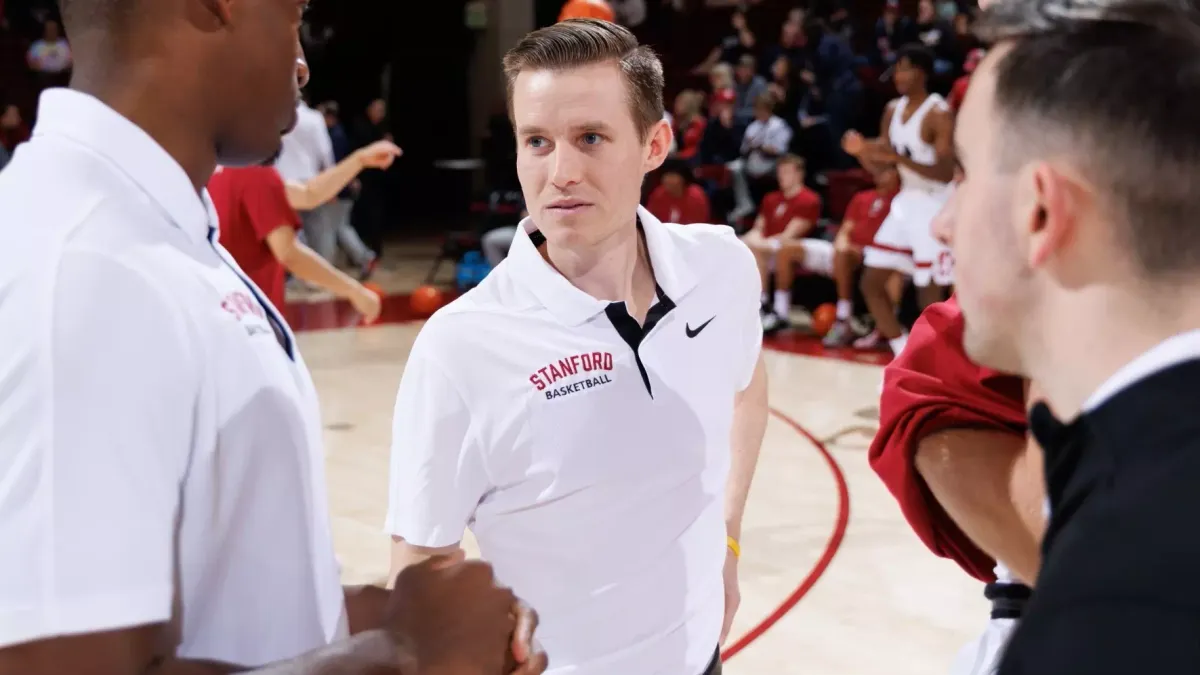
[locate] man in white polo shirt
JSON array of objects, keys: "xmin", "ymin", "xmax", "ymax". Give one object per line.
[
  {"xmin": 0, "ymin": 0, "xmax": 545, "ymax": 673},
  {"xmin": 387, "ymin": 19, "xmax": 768, "ymax": 675}
]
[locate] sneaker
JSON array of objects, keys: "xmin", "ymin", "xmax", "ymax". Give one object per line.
[
  {"xmin": 822, "ymin": 320, "xmax": 855, "ymax": 347},
  {"xmin": 853, "ymin": 329, "xmax": 885, "ymax": 350},
  {"xmin": 761, "ymin": 311, "xmax": 790, "ymax": 334}
]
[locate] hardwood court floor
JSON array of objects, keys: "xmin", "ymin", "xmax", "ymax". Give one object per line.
[{"xmin": 288, "ymin": 252, "xmax": 990, "ymax": 675}]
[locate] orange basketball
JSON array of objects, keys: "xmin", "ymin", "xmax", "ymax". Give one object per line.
[
  {"xmin": 410, "ymin": 285, "xmax": 444, "ymax": 317},
  {"xmin": 811, "ymin": 303, "xmax": 838, "ymax": 337},
  {"xmin": 558, "ymin": 0, "xmax": 615, "ymax": 22}
]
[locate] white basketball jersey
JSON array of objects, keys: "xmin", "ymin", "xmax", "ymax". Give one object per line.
[{"xmin": 888, "ymin": 93, "xmax": 951, "ymax": 194}]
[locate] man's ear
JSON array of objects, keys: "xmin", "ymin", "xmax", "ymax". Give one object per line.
[{"xmin": 642, "ymin": 118, "xmax": 672, "ymax": 174}]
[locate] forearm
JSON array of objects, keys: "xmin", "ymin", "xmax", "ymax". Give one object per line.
[
  {"xmin": 281, "ymin": 242, "xmax": 363, "ymax": 300},
  {"xmin": 726, "ymin": 357, "xmax": 768, "ymax": 539},
  {"xmin": 915, "ymin": 428, "xmax": 1046, "ymax": 584},
  {"xmin": 250, "ymin": 631, "xmax": 401, "ymax": 675},
  {"xmin": 132, "ymin": 631, "xmax": 400, "ymax": 675},
  {"xmin": 289, "ymin": 154, "xmax": 364, "ymax": 211}
]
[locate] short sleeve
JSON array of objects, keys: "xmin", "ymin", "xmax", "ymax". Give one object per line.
[
  {"xmin": 385, "ymin": 334, "xmax": 489, "ymax": 548},
  {"xmin": 867, "ymin": 298, "xmax": 1027, "ymax": 582},
  {"xmin": 242, "ymin": 167, "xmax": 300, "ymax": 241},
  {"xmin": 799, "ymin": 190, "xmax": 822, "ymax": 224},
  {"xmin": 844, "ymin": 193, "xmax": 867, "ymax": 225},
  {"xmin": 0, "ymin": 250, "xmax": 198, "ymax": 649},
  {"xmin": 732, "ymin": 237, "xmax": 763, "ymax": 391}
]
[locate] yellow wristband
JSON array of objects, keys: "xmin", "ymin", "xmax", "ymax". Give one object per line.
[{"xmin": 726, "ymin": 536, "xmax": 741, "ymax": 558}]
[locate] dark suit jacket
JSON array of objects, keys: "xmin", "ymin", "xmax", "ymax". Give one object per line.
[{"xmin": 999, "ymin": 358, "xmax": 1200, "ymax": 674}]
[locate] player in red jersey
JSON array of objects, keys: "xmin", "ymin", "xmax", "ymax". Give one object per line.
[
  {"xmin": 209, "ymin": 139, "xmax": 399, "ymax": 320},
  {"xmin": 870, "ymin": 296, "xmax": 1047, "ymax": 673},
  {"xmin": 818, "ymin": 165, "xmax": 906, "ymax": 346},
  {"xmin": 740, "ymin": 154, "xmax": 822, "ymax": 331}
]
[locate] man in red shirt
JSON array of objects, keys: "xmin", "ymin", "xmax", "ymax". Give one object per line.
[
  {"xmin": 820, "ymin": 165, "xmax": 904, "ymax": 346},
  {"xmin": 739, "ymin": 154, "xmax": 822, "ymax": 331},
  {"xmin": 209, "ymin": 139, "xmax": 399, "ymax": 319},
  {"xmin": 869, "ymin": 296, "xmax": 1045, "ymax": 674},
  {"xmin": 645, "ymin": 160, "xmax": 711, "ymax": 225}
]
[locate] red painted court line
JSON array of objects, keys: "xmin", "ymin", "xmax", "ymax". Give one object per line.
[{"xmin": 720, "ymin": 408, "xmax": 852, "ymax": 662}]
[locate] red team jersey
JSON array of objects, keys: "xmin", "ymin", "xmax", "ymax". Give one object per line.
[
  {"xmin": 645, "ymin": 183, "xmax": 712, "ymax": 225},
  {"xmin": 208, "ymin": 166, "xmax": 302, "ymax": 311},
  {"xmin": 759, "ymin": 187, "xmax": 822, "ymax": 237},
  {"xmin": 868, "ymin": 297, "xmax": 1028, "ymax": 582},
  {"xmin": 842, "ymin": 188, "xmax": 897, "ymax": 247}
]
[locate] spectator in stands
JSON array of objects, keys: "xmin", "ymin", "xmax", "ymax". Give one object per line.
[
  {"xmin": 805, "ymin": 16, "xmax": 862, "ymax": 153},
  {"xmin": 670, "ymin": 89, "xmax": 706, "ymax": 160},
  {"xmin": 948, "ymin": 48, "xmax": 984, "ymax": 113},
  {"xmin": 0, "ymin": 103, "xmax": 28, "ymax": 153},
  {"xmin": 26, "ymin": 18, "xmax": 70, "ymax": 88},
  {"xmin": 691, "ymin": 7, "xmax": 756, "ymax": 75},
  {"xmin": 707, "ymin": 62, "xmax": 734, "ymax": 102},
  {"xmin": 914, "ymin": 0, "xmax": 958, "ymax": 76},
  {"xmin": 760, "ymin": 18, "xmax": 806, "ymax": 78},
  {"xmin": 730, "ymin": 91, "xmax": 791, "ymax": 222},
  {"xmin": 873, "ymin": 0, "xmax": 916, "ymax": 68},
  {"xmin": 732, "ymin": 53, "xmax": 768, "ymax": 124},
  {"xmin": 698, "ymin": 88, "xmax": 742, "ymax": 166},
  {"xmin": 739, "ymin": 154, "xmax": 821, "ymax": 332},
  {"xmin": 766, "ymin": 56, "xmax": 801, "ymax": 129},
  {"xmin": 952, "ymin": 11, "xmax": 980, "ymax": 55},
  {"xmin": 646, "ymin": 159, "xmax": 711, "ymax": 225},
  {"xmin": 822, "ymin": 164, "xmax": 906, "ymax": 346}
]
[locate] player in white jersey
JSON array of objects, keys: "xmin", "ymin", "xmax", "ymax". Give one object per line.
[{"xmin": 843, "ymin": 44, "xmax": 956, "ymax": 357}]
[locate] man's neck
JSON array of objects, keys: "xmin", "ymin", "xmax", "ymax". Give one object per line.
[
  {"xmin": 1024, "ymin": 284, "xmax": 1200, "ymax": 419},
  {"xmin": 781, "ymin": 184, "xmax": 802, "ymax": 199},
  {"xmin": 72, "ymin": 56, "xmax": 218, "ymax": 193},
  {"xmin": 541, "ymin": 216, "xmax": 657, "ymax": 321}
]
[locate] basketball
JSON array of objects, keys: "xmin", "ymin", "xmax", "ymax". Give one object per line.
[
  {"xmin": 811, "ymin": 303, "xmax": 838, "ymax": 337},
  {"xmin": 558, "ymin": 0, "xmax": 615, "ymax": 22},
  {"xmin": 410, "ymin": 285, "xmax": 444, "ymax": 317}
]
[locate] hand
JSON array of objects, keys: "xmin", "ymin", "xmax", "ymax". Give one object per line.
[
  {"xmin": 719, "ymin": 547, "xmax": 740, "ymax": 645},
  {"xmin": 355, "ymin": 140, "xmax": 402, "ymax": 170},
  {"xmin": 350, "ymin": 285, "xmax": 382, "ymax": 324},
  {"xmin": 385, "ymin": 557, "xmax": 535, "ymax": 675},
  {"xmin": 841, "ymin": 130, "xmax": 865, "ymax": 156},
  {"xmin": 508, "ymin": 601, "xmax": 550, "ymax": 674}
]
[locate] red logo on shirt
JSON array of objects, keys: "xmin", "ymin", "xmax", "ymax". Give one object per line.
[
  {"xmin": 221, "ymin": 291, "xmax": 267, "ymax": 322},
  {"xmin": 529, "ymin": 351, "xmax": 613, "ymax": 391}
]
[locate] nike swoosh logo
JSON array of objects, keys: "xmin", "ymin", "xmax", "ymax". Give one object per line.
[{"xmin": 686, "ymin": 316, "xmax": 715, "ymax": 338}]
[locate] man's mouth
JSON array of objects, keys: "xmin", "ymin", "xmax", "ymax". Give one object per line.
[{"xmin": 547, "ymin": 199, "xmax": 592, "ymax": 214}]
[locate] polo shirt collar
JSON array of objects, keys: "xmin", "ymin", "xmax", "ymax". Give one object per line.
[
  {"xmin": 32, "ymin": 88, "xmax": 216, "ymax": 245},
  {"xmin": 509, "ymin": 205, "xmax": 698, "ymax": 326}
]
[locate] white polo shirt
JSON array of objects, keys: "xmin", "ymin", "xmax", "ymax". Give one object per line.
[
  {"xmin": 0, "ymin": 89, "xmax": 345, "ymax": 663},
  {"xmin": 386, "ymin": 207, "xmax": 762, "ymax": 675},
  {"xmin": 274, "ymin": 102, "xmax": 334, "ymax": 183}
]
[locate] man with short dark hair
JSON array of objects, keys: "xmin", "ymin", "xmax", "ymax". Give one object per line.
[
  {"xmin": 0, "ymin": 0, "xmax": 545, "ymax": 673},
  {"xmin": 939, "ymin": 0, "xmax": 1200, "ymax": 671},
  {"xmin": 844, "ymin": 43, "xmax": 956, "ymax": 356},
  {"xmin": 388, "ymin": 18, "xmax": 767, "ymax": 675}
]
